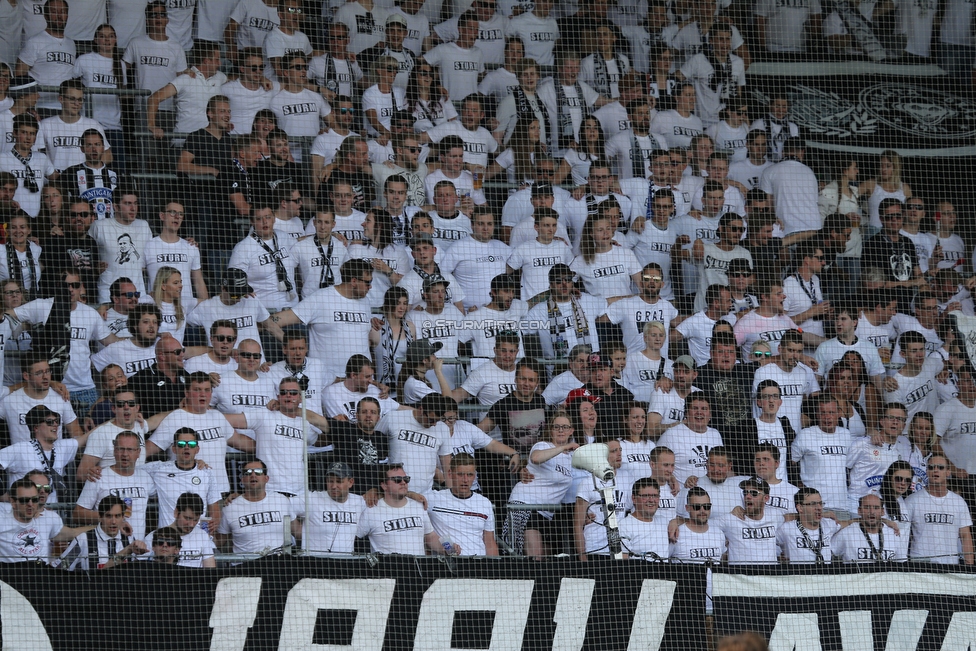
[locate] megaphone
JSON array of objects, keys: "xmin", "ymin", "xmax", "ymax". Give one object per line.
[{"xmin": 572, "ymin": 443, "xmax": 614, "ymax": 483}]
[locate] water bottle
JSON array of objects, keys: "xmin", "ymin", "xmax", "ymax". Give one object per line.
[{"xmin": 440, "ymin": 536, "xmax": 456, "ymax": 556}]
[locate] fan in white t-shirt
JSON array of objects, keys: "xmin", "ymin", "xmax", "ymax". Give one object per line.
[
  {"xmin": 752, "ymin": 331, "xmax": 819, "ymax": 434},
  {"xmin": 791, "ymin": 395, "xmax": 854, "ymax": 518},
  {"xmin": 657, "ymin": 392, "xmax": 723, "ymax": 484},
  {"xmin": 356, "ymin": 464, "xmax": 444, "ymax": 555},
  {"xmin": 906, "ymin": 454, "xmax": 974, "ymax": 565},
  {"xmin": 715, "ymin": 475, "xmax": 784, "ymax": 564}
]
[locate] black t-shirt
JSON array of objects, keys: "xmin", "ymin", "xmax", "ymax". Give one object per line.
[
  {"xmin": 39, "ymin": 233, "xmax": 99, "ymax": 298},
  {"xmin": 330, "ymin": 419, "xmax": 390, "ymax": 494},
  {"xmin": 576, "ymin": 383, "xmax": 635, "ymax": 441},
  {"xmin": 318, "ymin": 168, "xmax": 374, "ymax": 212},
  {"xmin": 485, "ymin": 393, "xmax": 548, "ymax": 455},
  {"xmin": 181, "ymin": 128, "xmax": 234, "ymax": 179},
  {"xmin": 129, "ymin": 365, "xmax": 189, "ymax": 418},
  {"xmin": 862, "ymin": 232, "xmax": 919, "ymax": 282},
  {"xmin": 252, "ymin": 159, "xmax": 308, "ymax": 203},
  {"xmin": 695, "ymin": 362, "xmax": 755, "ymax": 473}
]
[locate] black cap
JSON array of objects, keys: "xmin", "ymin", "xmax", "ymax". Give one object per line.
[
  {"xmin": 727, "ymin": 258, "xmax": 753, "ymax": 275},
  {"xmin": 222, "ymin": 268, "xmax": 252, "ymax": 294},
  {"xmin": 25, "ymin": 405, "xmax": 59, "ymax": 429},
  {"xmin": 325, "ymin": 462, "xmax": 354, "ymax": 479},
  {"xmin": 422, "ymin": 274, "xmax": 450, "ymax": 292},
  {"xmin": 406, "ymin": 339, "xmax": 444, "ymax": 363},
  {"xmin": 587, "ymin": 353, "xmax": 612, "ymax": 368},
  {"xmin": 10, "ymin": 76, "xmax": 37, "ymax": 97},
  {"xmin": 531, "ymin": 182, "xmax": 554, "ymax": 198},
  {"xmin": 548, "ymin": 263, "xmax": 575, "ymax": 282},
  {"xmin": 739, "ymin": 476, "xmax": 770, "ymax": 494},
  {"xmin": 490, "ymin": 273, "xmax": 517, "ymax": 292}
]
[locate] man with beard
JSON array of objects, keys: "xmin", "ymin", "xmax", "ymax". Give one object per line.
[
  {"xmin": 331, "ymin": 396, "xmax": 390, "ymax": 494},
  {"xmin": 91, "ymin": 303, "xmax": 162, "ymax": 378},
  {"xmin": 600, "ymin": 262, "xmax": 679, "ymax": 355}
]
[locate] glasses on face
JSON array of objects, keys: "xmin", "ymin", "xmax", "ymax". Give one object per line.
[
  {"xmin": 41, "ymin": 418, "xmax": 60, "ymax": 426},
  {"xmin": 386, "ymin": 475, "xmax": 410, "ymax": 484},
  {"xmin": 289, "ymin": 64, "xmax": 308, "ymax": 71},
  {"xmin": 401, "ymin": 145, "xmax": 421, "ymax": 154},
  {"xmin": 175, "ymin": 440, "xmax": 199, "ymax": 449},
  {"xmin": 117, "ymin": 291, "xmax": 140, "ymax": 299},
  {"xmin": 688, "ymin": 503, "xmax": 712, "ymax": 511},
  {"xmin": 286, "ymin": 5, "xmax": 303, "ymax": 13},
  {"xmin": 537, "ymin": 169, "xmax": 555, "ymax": 177},
  {"xmin": 742, "ymin": 489, "xmax": 762, "ymax": 497},
  {"xmin": 801, "ymin": 501, "xmax": 823, "ymax": 508},
  {"xmin": 67, "ymin": 282, "xmax": 82, "ymax": 289},
  {"xmin": 166, "ymin": 348, "xmax": 186, "ymax": 356},
  {"xmin": 642, "ymin": 275, "xmax": 663, "ymax": 282},
  {"xmin": 34, "ymin": 484, "xmax": 51, "ymax": 493},
  {"xmin": 165, "ymin": 209, "xmax": 185, "ymax": 218},
  {"xmin": 213, "ymin": 335, "xmax": 237, "ymax": 343},
  {"xmin": 551, "ymin": 424, "xmax": 573, "ymax": 431},
  {"xmin": 153, "ymin": 539, "xmax": 179, "ymax": 547},
  {"xmin": 242, "ymin": 468, "xmax": 266, "ymax": 476},
  {"xmin": 238, "ymin": 351, "xmax": 261, "ymax": 360},
  {"xmin": 339, "ymin": 108, "xmax": 355, "ymax": 114},
  {"xmin": 280, "ymin": 389, "xmax": 301, "ymax": 396},
  {"xmin": 894, "ymin": 476, "xmax": 913, "ymax": 483},
  {"xmin": 69, "ymin": 211, "xmax": 92, "ymax": 219},
  {"xmin": 885, "ymin": 415, "xmax": 908, "ymax": 423},
  {"xmin": 14, "ymin": 496, "xmax": 39, "ymax": 504},
  {"xmin": 114, "ymin": 400, "xmax": 137, "ymax": 407},
  {"xmin": 753, "ymin": 351, "xmax": 772, "ymax": 358},
  {"xmin": 3, "ymin": 289, "xmax": 20, "ymax": 296}
]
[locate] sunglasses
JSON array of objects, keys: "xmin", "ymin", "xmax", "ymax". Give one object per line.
[
  {"xmin": 14, "ymin": 496, "xmax": 39, "ymax": 504},
  {"xmin": 67, "ymin": 282, "xmax": 82, "ymax": 289},
  {"xmin": 34, "ymin": 484, "xmax": 51, "ymax": 492},
  {"xmin": 166, "ymin": 348, "xmax": 186, "ymax": 356},
  {"xmin": 69, "ymin": 211, "xmax": 92, "ymax": 219},
  {"xmin": 238, "ymin": 352, "xmax": 261, "ymax": 360},
  {"xmin": 41, "ymin": 418, "xmax": 61, "ymax": 426},
  {"xmin": 688, "ymin": 503, "xmax": 712, "ymax": 511},
  {"xmin": 289, "ymin": 64, "xmax": 308, "ymax": 71},
  {"xmin": 642, "ymin": 275, "xmax": 663, "ymax": 282},
  {"xmin": 153, "ymin": 539, "xmax": 180, "ymax": 546},
  {"xmin": 114, "ymin": 400, "xmax": 137, "ymax": 407},
  {"xmin": 175, "ymin": 440, "xmax": 199, "ymax": 449},
  {"xmin": 753, "ymin": 351, "xmax": 772, "ymax": 358},
  {"xmin": 386, "ymin": 476, "xmax": 410, "ymax": 484},
  {"xmin": 280, "ymin": 389, "xmax": 301, "ymax": 396},
  {"xmin": 117, "ymin": 291, "xmax": 140, "ymax": 299},
  {"xmin": 893, "ymin": 476, "xmax": 913, "ymax": 483},
  {"xmin": 213, "ymin": 335, "xmax": 236, "ymax": 343},
  {"xmin": 339, "ymin": 108, "xmax": 355, "ymax": 114},
  {"xmin": 404, "ymin": 146, "xmax": 420, "ymax": 153},
  {"xmin": 243, "ymin": 468, "xmax": 267, "ymax": 476},
  {"xmin": 286, "ymin": 6, "xmax": 303, "ymax": 12},
  {"xmin": 742, "ymin": 489, "xmax": 763, "ymax": 497}
]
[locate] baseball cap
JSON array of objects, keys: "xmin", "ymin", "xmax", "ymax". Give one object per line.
[
  {"xmin": 422, "ymin": 274, "xmax": 450, "ymax": 292},
  {"xmin": 386, "ymin": 13, "xmax": 408, "ymax": 27},
  {"xmin": 25, "ymin": 405, "xmax": 59, "ymax": 429},
  {"xmin": 490, "ymin": 273, "xmax": 517, "ymax": 292},
  {"xmin": 10, "ymin": 76, "xmax": 37, "ymax": 97},
  {"xmin": 548, "ymin": 263, "xmax": 575, "ymax": 282},
  {"xmin": 727, "ymin": 258, "xmax": 753, "ymax": 275},
  {"xmin": 325, "ymin": 462, "xmax": 354, "ymax": 479},
  {"xmin": 674, "ymin": 355, "xmax": 697, "ymax": 370},
  {"xmin": 405, "ymin": 338, "xmax": 444, "ymax": 363},
  {"xmin": 222, "ymin": 268, "xmax": 252, "ymax": 295},
  {"xmin": 739, "ymin": 476, "xmax": 770, "ymax": 494},
  {"xmin": 531, "ymin": 182, "xmax": 554, "ymax": 198}
]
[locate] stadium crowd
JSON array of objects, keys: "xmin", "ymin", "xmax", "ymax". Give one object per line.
[{"xmin": 0, "ymin": 0, "xmax": 967, "ymax": 570}]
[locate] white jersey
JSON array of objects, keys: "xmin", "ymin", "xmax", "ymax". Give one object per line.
[
  {"xmin": 144, "ymin": 526, "xmax": 216, "ymax": 568},
  {"xmin": 423, "ymin": 42, "xmax": 484, "ymax": 101},
  {"xmin": 221, "ymin": 78, "xmax": 274, "ymax": 135},
  {"xmin": 36, "ymin": 116, "xmax": 110, "ymax": 171},
  {"xmin": 508, "ymin": 441, "xmax": 575, "ymax": 516},
  {"xmin": 752, "ymin": 362, "xmax": 819, "ymax": 434},
  {"xmin": 507, "ymin": 239, "xmax": 573, "ymax": 301},
  {"xmin": 73, "ymin": 53, "xmax": 123, "ymax": 130},
  {"xmin": 855, "ymin": 314, "xmax": 896, "ymax": 355},
  {"xmin": 440, "ymin": 238, "xmax": 511, "ymax": 309},
  {"xmin": 427, "ymin": 489, "xmax": 495, "ymax": 556},
  {"xmin": 675, "ymin": 310, "xmax": 719, "ymax": 367},
  {"xmin": 728, "ymin": 158, "xmax": 772, "ymax": 191},
  {"xmin": 618, "ymin": 512, "xmax": 670, "ymax": 560},
  {"xmin": 733, "ymin": 311, "xmax": 797, "ymax": 360},
  {"xmin": 229, "ymin": 233, "xmax": 298, "ymax": 310},
  {"xmin": 298, "ymin": 491, "xmax": 366, "ymax": 555},
  {"xmin": 357, "ymin": 498, "xmax": 433, "ymax": 555},
  {"xmin": 906, "ymin": 488, "xmax": 973, "ymax": 564},
  {"xmin": 604, "ymin": 296, "xmax": 678, "ymax": 354},
  {"xmin": 755, "ymin": 418, "xmax": 789, "ymax": 481},
  {"xmin": 211, "ymin": 372, "xmax": 277, "ymax": 437},
  {"xmin": 292, "ymin": 286, "xmax": 372, "ymax": 380},
  {"xmin": 814, "ymin": 336, "xmax": 886, "ymax": 380},
  {"xmin": 766, "ymin": 479, "xmax": 798, "ymax": 514},
  {"xmin": 334, "ymin": 1, "xmax": 387, "ymax": 53},
  {"xmin": 186, "ymin": 296, "xmax": 269, "ymax": 349},
  {"xmin": 76, "ymin": 466, "xmax": 155, "ymax": 540},
  {"xmin": 677, "ymin": 475, "xmax": 748, "ymax": 518},
  {"xmin": 0, "ymin": 439, "xmax": 77, "ymax": 501},
  {"xmin": 321, "ymin": 382, "xmax": 398, "ymax": 422},
  {"xmin": 0, "ymin": 388, "xmax": 78, "ymax": 444},
  {"xmin": 649, "ymin": 110, "xmax": 703, "ymax": 149},
  {"xmin": 270, "ymin": 87, "xmax": 331, "ymax": 139},
  {"xmin": 884, "ymin": 358, "xmax": 942, "ymax": 423},
  {"xmin": 377, "ymin": 409, "xmax": 452, "ymax": 493},
  {"xmin": 83, "ymin": 420, "xmax": 149, "ymax": 469},
  {"xmin": 0, "ymin": 508, "xmax": 63, "ymax": 563},
  {"xmin": 149, "ymin": 409, "xmax": 236, "ymax": 493},
  {"xmin": 759, "ymin": 160, "xmax": 821, "ymax": 236},
  {"xmin": 122, "ymin": 35, "xmax": 186, "ymax": 111},
  {"xmin": 19, "ymin": 31, "xmax": 76, "ymax": 110},
  {"xmin": 776, "ymin": 518, "xmax": 839, "ymax": 563},
  {"xmin": 832, "ymin": 522, "xmax": 908, "ymax": 562},
  {"xmin": 142, "ymin": 460, "xmax": 221, "ymax": 528},
  {"xmin": 648, "ymin": 387, "xmax": 696, "ymax": 426},
  {"xmin": 621, "ymin": 354, "xmax": 674, "ymax": 403},
  {"xmin": 245, "ymin": 410, "xmax": 322, "ymax": 496},
  {"xmin": 570, "ymin": 247, "xmax": 641, "ymax": 299},
  {"xmin": 90, "ymin": 339, "xmax": 157, "ymax": 377},
  {"xmin": 0, "ymin": 150, "xmax": 54, "ymax": 217},
  {"xmin": 143, "ymin": 237, "xmax": 202, "ymax": 304},
  {"xmin": 934, "ymin": 398, "xmax": 976, "ymax": 473},
  {"xmin": 504, "ymin": 12, "xmax": 559, "ymax": 65},
  {"xmin": 217, "ymin": 492, "xmax": 296, "ymax": 554},
  {"xmin": 657, "ymin": 424, "xmax": 723, "ymax": 484},
  {"xmin": 669, "ymin": 524, "xmax": 726, "ymax": 562},
  {"xmin": 792, "ymin": 426, "xmax": 853, "ymax": 511},
  {"xmin": 716, "ymin": 511, "xmax": 784, "ymax": 564}
]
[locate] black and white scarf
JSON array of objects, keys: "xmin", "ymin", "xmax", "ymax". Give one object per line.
[
  {"xmin": 705, "ymin": 48, "xmax": 736, "ymax": 97},
  {"xmin": 591, "ymin": 52, "xmax": 622, "ymax": 97},
  {"xmin": 314, "ymin": 236, "xmax": 335, "ymax": 289},
  {"xmin": 555, "ymin": 82, "xmax": 590, "ymax": 151},
  {"xmin": 251, "ymin": 232, "xmax": 294, "ymax": 294},
  {"xmin": 512, "ymin": 85, "xmax": 550, "ymax": 148},
  {"xmin": 5, "ymin": 240, "xmax": 37, "ymax": 298},
  {"xmin": 834, "ymin": 1, "xmax": 887, "ymax": 61}
]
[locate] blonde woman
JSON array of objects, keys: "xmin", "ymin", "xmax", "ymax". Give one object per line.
[
  {"xmin": 151, "ymin": 267, "xmax": 187, "ymax": 342},
  {"xmin": 863, "ymin": 150, "xmax": 912, "ymax": 234}
]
